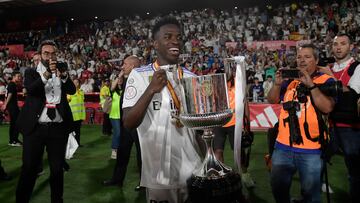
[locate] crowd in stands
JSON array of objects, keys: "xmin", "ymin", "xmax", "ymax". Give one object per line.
[{"xmin": 1, "ymin": 0, "xmax": 360, "ymax": 102}]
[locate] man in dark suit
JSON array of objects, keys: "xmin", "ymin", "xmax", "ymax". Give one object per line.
[
  {"xmin": 16, "ymin": 40, "xmax": 75, "ymax": 203},
  {"xmin": 102, "ymin": 55, "xmax": 143, "ymax": 190}
]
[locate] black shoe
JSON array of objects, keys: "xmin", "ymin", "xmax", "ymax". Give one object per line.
[
  {"xmin": 0, "ymin": 174, "xmax": 12, "ymax": 181},
  {"xmin": 63, "ymin": 162, "xmax": 70, "ymax": 172},
  {"xmin": 102, "ymin": 179, "xmax": 122, "ymax": 187},
  {"xmin": 134, "ymin": 185, "xmax": 145, "ymax": 191}
]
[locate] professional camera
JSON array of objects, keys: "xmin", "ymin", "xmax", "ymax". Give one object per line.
[
  {"xmin": 296, "ymin": 81, "xmax": 342, "ymax": 103},
  {"xmin": 282, "ymin": 101, "xmax": 303, "ymax": 145},
  {"xmin": 56, "ymin": 62, "xmax": 68, "ymax": 73}
]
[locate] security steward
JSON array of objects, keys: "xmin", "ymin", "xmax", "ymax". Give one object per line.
[{"xmin": 68, "ymin": 78, "xmax": 86, "ymax": 146}]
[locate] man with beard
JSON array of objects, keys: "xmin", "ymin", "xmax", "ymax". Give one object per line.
[
  {"xmin": 122, "ymin": 18, "xmax": 201, "ymax": 203},
  {"xmin": 320, "ymin": 34, "xmax": 360, "ymax": 202},
  {"xmin": 16, "ymin": 40, "xmax": 75, "ymax": 203}
]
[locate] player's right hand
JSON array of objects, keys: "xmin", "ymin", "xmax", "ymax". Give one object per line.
[{"xmin": 149, "ymin": 69, "xmax": 168, "ymax": 93}]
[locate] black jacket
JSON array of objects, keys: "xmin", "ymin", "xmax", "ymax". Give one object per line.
[{"xmin": 16, "ymin": 68, "xmax": 76, "ymax": 135}]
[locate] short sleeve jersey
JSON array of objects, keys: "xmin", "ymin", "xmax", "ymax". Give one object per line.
[{"xmin": 122, "ymin": 64, "xmax": 201, "ymax": 189}]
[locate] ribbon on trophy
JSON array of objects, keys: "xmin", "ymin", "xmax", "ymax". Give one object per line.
[
  {"xmin": 153, "ymin": 62, "xmax": 185, "ymax": 186},
  {"xmin": 233, "ymin": 56, "xmax": 246, "ymax": 172},
  {"xmin": 154, "ymin": 61, "xmax": 184, "ymax": 128}
]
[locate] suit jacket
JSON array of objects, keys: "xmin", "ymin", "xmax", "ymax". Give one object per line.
[{"xmin": 16, "ymin": 68, "xmax": 76, "ymax": 135}]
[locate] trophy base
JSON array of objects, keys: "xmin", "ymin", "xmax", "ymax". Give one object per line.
[
  {"xmin": 187, "ymin": 129, "xmax": 244, "ymax": 203},
  {"xmin": 187, "ymin": 171, "xmax": 244, "ymax": 203}
]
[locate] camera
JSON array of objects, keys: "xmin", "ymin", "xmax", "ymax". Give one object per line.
[
  {"xmin": 281, "ymin": 69, "xmax": 300, "ymax": 79},
  {"xmin": 318, "ymin": 54, "xmax": 335, "ymax": 67},
  {"xmin": 282, "ymin": 101, "xmax": 303, "ymax": 145},
  {"xmin": 296, "ymin": 81, "xmax": 343, "ymax": 103},
  {"xmin": 56, "ymin": 62, "xmax": 68, "ymax": 73}
]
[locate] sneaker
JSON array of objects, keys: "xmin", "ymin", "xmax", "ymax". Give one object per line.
[
  {"xmin": 134, "ymin": 185, "xmax": 145, "ymax": 191},
  {"xmin": 321, "ymin": 183, "xmax": 334, "ymax": 194},
  {"xmin": 111, "ymin": 149, "xmax": 117, "ymax": 159},
  {"xmin": 291, "ymin": 197, "xmax": 304, "ymax": 203},
  {"xmin": 8, "ymin": 141, "xmax": 22, "ymax": 147},
  {"xmin": 37, "ymin": 170, "xmax": 45, "ymax": 176},
  {"xmin": 242, "ymin": 172, "xmax": 255, "ymax": 188}
]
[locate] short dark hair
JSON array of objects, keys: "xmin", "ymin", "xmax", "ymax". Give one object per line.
[
  {"xmin": 12, "ymin": 71, "xmax": 21, "ymax": 77},
  {"xmin": 152, "ymin": 17, "xmax": 181, "ymax": 40},
  {"xmin": 298, "ymin": 44, "xmax": 319, "ymax": 60},
  {"xmin": 37, "ymin": 40, "xmax": 57, "ymax": 53},
  {"xmin": 334, "ymin": 33, "xmax": 353, "ymax": 44}
]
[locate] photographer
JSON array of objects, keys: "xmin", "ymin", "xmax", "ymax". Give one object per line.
[
  {"xmin": 16, "ymin": 40, "xmax": 75, "ymax": 203},
  {"xmin": 267, "ymin": 44, "xmax": 336, "ymax": 203},
  {"xmin": 320, "ymin": 34, "xmax": 360, "ymax": 202}
]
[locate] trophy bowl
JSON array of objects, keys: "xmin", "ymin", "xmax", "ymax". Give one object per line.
[
  {"xmin": 179, "ymin": 110, "xmax": 233, "ymax": 130},
  {"xmin": 178, "ymin": 73, "xmax": 244, "ymax": 203}
]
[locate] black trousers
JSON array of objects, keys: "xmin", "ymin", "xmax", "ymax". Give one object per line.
[
  {"xmin": 72, "ymin": 120, "xmax": 82, "ymax": 145},
  {"xmin": 102, "ymin": 113, "xmax": 112, "ymax": 135},
  {"xmin": 0, "ymin": 159, "xmax": 7, "ymax": 178},
  {"xmin": 8, "ymin": 108, "xmax": 20, "ymax": 143},
  {"xmin": 112, "ymin": 127, "xmax": 142, "ymax": 184},
  {"xmin": 16, "ymin": 123, "xmax": 67, "ymax": 203}
]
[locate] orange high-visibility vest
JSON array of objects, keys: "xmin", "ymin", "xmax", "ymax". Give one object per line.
[{"xmin": 277, "ymin": 73, "xmax": 333, "ymax": 150}]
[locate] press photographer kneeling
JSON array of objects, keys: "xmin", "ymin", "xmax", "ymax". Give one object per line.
[{"xmin": 267, "ymin": 44, "xmax": 338, "ymax": 203}]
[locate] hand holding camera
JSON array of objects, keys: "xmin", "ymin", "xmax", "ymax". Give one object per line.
[{"xmin": 44, "ymin": 60, "xmax": 68, "ymax": 80}]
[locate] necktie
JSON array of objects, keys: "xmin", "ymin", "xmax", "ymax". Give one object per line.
[{"xmin": 47, "ymin": 108, "xmax": 56, "ymax": 120}]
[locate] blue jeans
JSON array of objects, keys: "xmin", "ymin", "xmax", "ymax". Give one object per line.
[
  {"xmin": 270, "ymin": 148, "xmax": 322, "ymax": 203},
  {"xmin": 331, "ymin": 127, "xmax": 360, "ymax": 202},
  {"xmin": 110, "ymin": 119, "xmax": 120, "ymax": 149}
]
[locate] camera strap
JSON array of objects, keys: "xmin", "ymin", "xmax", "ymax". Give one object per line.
[{"xmin": 304, "ymin": 95, "xmax": 329, "ymax": 145}]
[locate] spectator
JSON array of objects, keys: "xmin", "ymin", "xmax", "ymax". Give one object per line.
[
  {"xmin": 249, "ymin": 77, "xmax": 264, "ymax": 102},
  {"xmin": 263, "ymin": 75, "xmax": 274, "ymax": 99},
  {"xmin": 2, "ymin": 71, "xmax": 22, "ymax": 146}
]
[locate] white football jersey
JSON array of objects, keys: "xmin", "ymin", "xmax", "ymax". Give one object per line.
[{"xmin": 123, "ymin": 63, "xmax": 202, "ymax": 189}]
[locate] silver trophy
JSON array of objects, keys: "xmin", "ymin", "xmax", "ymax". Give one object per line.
[{"xmin": 178, "ymin": 73, "xmax": 243, "ymax": 203}]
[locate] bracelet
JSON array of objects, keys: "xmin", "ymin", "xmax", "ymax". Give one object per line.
[{"xmin": 308, "ymin": 85, "xmax": 317, "ymax": 90}]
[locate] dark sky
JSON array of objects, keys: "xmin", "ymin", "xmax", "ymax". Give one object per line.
[
  {"xmin": 0, "ymin": 0, "xmax": 273, "ymax": 21},
  {"xmin": 0, "ymin": 0, "xmax": 323, "ymax": 23}
]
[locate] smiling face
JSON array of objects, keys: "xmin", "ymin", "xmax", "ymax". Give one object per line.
[{"xmin": 154, "ymin": 24, "xmax": 182, "ymax": 65}]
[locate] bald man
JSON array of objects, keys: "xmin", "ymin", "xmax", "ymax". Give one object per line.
[{"xmin": 102, "ymin": 55, "xmax": 143, "ymax": 190}]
